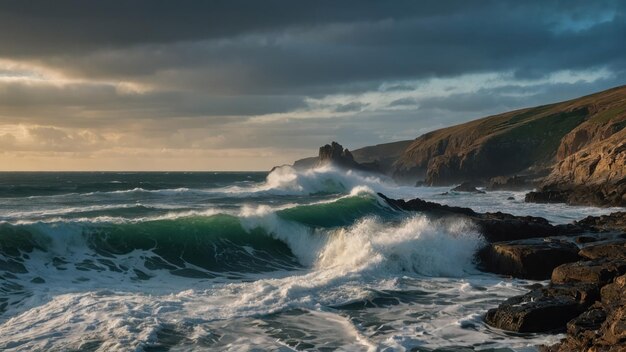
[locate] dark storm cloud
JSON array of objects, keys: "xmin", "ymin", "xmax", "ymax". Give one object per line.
[
  {"xmin": 0, "ymin": 0, "xmax": 477, "ymax": 54},
  {"xmin": 1, "ymin": 0, "xmax": 624, "ymax": 95}
]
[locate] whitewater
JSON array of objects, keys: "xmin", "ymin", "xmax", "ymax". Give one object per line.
[{"xmin": 0, "ymin": 167, "xmax": 622, "ymax": 351}]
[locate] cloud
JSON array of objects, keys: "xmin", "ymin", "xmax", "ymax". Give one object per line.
[{"xmin": 0, "ymin": 1, "xmax": 624, "ymax": 169}]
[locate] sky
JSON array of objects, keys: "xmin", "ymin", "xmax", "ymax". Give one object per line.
[{"xmin": 0, "ymin": 0, "xmax": 625, "ymax": 171}]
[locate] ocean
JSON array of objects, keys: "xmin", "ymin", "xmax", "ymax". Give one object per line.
[{"xmin": 0, "ymin": 167, "xmax": 621, "ymax": 351}]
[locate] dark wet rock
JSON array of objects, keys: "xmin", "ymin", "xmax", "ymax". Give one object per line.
[
  {"xmin": 601, "ymin": 305, "xmax": 626, "ymax": 346},
  {"xmin": 551, "ymin": 259, "xmax": 626, "ymax": 286},
  {"xmin": 377, "ymin": 193, "xmax": 582, "ymax": 242},
  {"xmin": 575, "ymin": 212, "xmax": 626, "ymax": 233},
  {"xmin": 507, "ymin": 196, "xmax": 515, "ymax": 200},
  {"xmin": 377, "ymin": 193, "xmax": 477, "ymax": 217},
  {"xmin": 525, "ymin": 190, "xmax": 570, "ymax": 204},
  {"xmin": 478, "ymin": 238, "xmax": 580, "ymax": 279},
  {"xmin": 547, "ymin": 275, "xmax": 625, "ymax": 351},
  {"xmin": 451, "ymin": 181, "xmax": 485, "ymax": 193},
  {"xmin": 488, "ymin": 175, "xmax": 536, "ymax": 191},
  {"xmin": 579, "ymin": 240, "xmax": 626, "ymax": 260},
  {"xmin": 600, "ymin": 274, "xmax": 626, "ymax": 306},
  {"xmin": 543, "ymin": 305, "xmax": 607, "ymax": 352},
  {"xmin": 485, "ymin": 283, "xmax": 599, "ymax": 333},
  {"xmin": 567, "ymin": 305, "xmax": 607, "ymax": 336}
]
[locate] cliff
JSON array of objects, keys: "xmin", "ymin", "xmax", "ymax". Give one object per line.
[
  {"xmin": 291, "ymin": 85, "xmax": 626, "ymax": 204},
  {"xmin": 392, "ymin": 86, "xmax": 626, "ymax": 186}
]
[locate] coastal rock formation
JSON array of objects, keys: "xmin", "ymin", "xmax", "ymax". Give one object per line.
[
  {"xmin": 478, "ymin": 238, "xmax": 580, "ymax": 279},
  {"xmin": 377, "ymin": 193, "xmax": 581, "ymax": 242},
  {"xmin": 526, "ymin": 128, "xmax": 626, "ymax": 207},
  {"xmin": 575, "ymin": 212, "xmax": 626, "ymax": 233},
  {"xmin": 542, "ymin": 274, "xmax": 626, "ymax": 351},
  {"xmin": 376, "ymin": 193, "xmax": 626, "ymax": 348},
  {"xmin": 579, "ymin": 240, "xmax": 626, "ymax": 260},
  {"xmin": 291, "ymin": 86, "xmax": 626, "ymax": 207},
  {"xmin": 525, "ymin": 90, "xmax": 626, "ymax": 207},
  {"xmin": 293, "ymin": 140, "xmax": 412, "ymax": 172},
  {"xmin": 485, "ymin": 283, "xmax": 599, "ymax": 333},
  {"xmin": 315, "ymin": 141, "xmax": 382, "ymax": 172},
  {"xmin": 393, "ymin": 85, "xmax": 626, "ymax": 188},
  {"xmin": 551, "ymin": 259, "xmax": 626, "ymax": 286}
]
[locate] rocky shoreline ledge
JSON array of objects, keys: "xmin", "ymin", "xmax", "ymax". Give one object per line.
[{"xmin": 378, "ymin": 193, "xmax": 626, "ymax": 351}]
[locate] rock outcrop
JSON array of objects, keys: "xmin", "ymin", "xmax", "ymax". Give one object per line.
[
  {"xmin": 527, "ymin": 128, "xmax": 626, "ymax": 207},
  {"xmin": 376, "ymin": 193, "xmax": 587, "ymax": 243},
  {"xmin": 293, "ymin": 140, "xmax": 412, "ymax": 172},
  {"xmin": 316, "ymin": 141, "xmax": 381, "ymax": 172},
  {"xmin": 575, "ymin": 212, "xmax": 626, "ymax": 233},
  {"xmin": 525, "ymin": 90, "xmax": 626, "ymax": 207},
  {"xmin": 478, "ymin": 238, "xmax": 580, "ymax": 280},
  {"xmin": 485, "ymin": 283, "xmax": 599, "ymax": 333}
]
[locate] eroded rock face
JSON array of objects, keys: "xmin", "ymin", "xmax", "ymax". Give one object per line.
[
  {"xmin": 529, "ymin": 128, "xmax": 626, "ymax": 207},
  {"xmin": 479, "ymin": 238, "xmax": 580, "ymax": 279},
  {"xmin": 545, "ymin": 275, "xmax": 626, "ymax": 351},
  {"xmin": 317, "ymin": 141, "xmax": 381, "ymax": 172},
  {"xmin": 318, "ymin": 141, "xmax": 357, "ymax": 167}
]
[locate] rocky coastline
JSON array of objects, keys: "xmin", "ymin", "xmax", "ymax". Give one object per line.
[{"xmin": 378, "ymin": 193, "xmax": 626, "ymax": 351}]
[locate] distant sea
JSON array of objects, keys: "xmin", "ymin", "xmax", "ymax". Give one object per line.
[{"xmin": 0, "ymin": 168, "xmax": 621, "ymax": 351}]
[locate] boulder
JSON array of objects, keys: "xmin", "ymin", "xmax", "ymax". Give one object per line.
[
  {"xmin": 485, "ymin": 283, "xmax": 599, "ymax": 333},
  {"xmin": 479, "ymin": 238, "xmax": 580, "ymax": 279},
  {"xmin": 552, "ymin": 259, "xmax": 626, "ymax": 286},
  {"xmin": 579, "ymin": 240, "xmax": 626, "ymax": 260},
  {"xmin": 525, "ymin": 190, "xmax": 570, "ymax": 204}
]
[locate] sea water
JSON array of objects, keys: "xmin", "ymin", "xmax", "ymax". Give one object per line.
[{"xmin": 0, "ymin": 167, "xmax": 622, "ymax": 351}]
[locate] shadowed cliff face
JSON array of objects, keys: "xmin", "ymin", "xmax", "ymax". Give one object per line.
[
  {"xmin": 525, "ymin": 88, "xmax": 626, "ymax": 206},
  {"xmin": 529, "ymin": 128, "xmax": 626, "ymax": 207},
  {"xmin": 392, "ymin": 85, "xmax": 626, "ymax": 186}
]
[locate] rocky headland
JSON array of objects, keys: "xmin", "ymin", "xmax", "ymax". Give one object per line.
[{"xmin": 293, "ymin": 85, "xmax": 626, "ymax": 207}]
